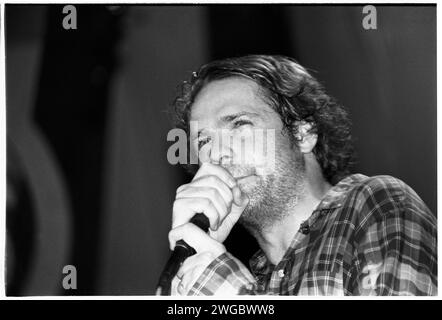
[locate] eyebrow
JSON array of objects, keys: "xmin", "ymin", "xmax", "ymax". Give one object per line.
[
  {"xmin": 220, "ymin": 111, "xmax": 260, "ymax": 123},
  {"xmin": 197, "ymin": 111, "xmax": 260, "ymax": 137}
]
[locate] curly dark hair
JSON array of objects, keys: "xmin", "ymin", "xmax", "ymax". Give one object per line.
[{"xmin": 173, "ymin": 55, "xmax": 355, "ymax": 185}]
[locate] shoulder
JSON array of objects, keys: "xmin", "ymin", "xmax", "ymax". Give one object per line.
[
  {"xmin": 340, "ymin": 174, "xmax": 435, "ymax": 233},
  {"xmin": 348, "ymin": 174, "xmax": 410, "ymax": 201}
]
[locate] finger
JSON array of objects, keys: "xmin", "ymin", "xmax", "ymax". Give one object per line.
[
  {"xmin": 171, "ymin": 276, "xmax": 181, "ymax": 296},
  {"xmin": 180, "ymin": 265, "xmax": 206, "ymax": 295},
  {"xmin": 168, "ymin": 223, "xmax": 204, "ymax": 251},
  {"xmin": 193, "ymin": 162, "xmax": 236, "ymax": 188},
  {"xmin": 216, "ymin": 185, "xmax": 249, "ymax": 228},
  {"xmin": 177, "ymin": 251, "xmax": 216, "ymax": 279},
  {"xmin": 177, "ymin": 279, "xmax": 186, "ymax": 295},
  {"xmin": 176, "ymin": 186, "xmax": 229, "ymax": 222},
  {"xmin": 232, "ymin": 185, "xmax": 249, "ymax": 207},
  {"xmin": 177, "ymin": 277, "xmax": 189, "ymax": 295},
  {"xmin": 172, "ymin": 197, "xmax": 220, "ymax": 230},
  {"xmin": 168, "ymin": 223, "xmax": 226, "ymax": 254},
  {"xmin": 206, "ymin": 186, "xmax": 250, "ymax": 243},
  {"xmin": 176, "ymin": 183, "xmax": 188, "ymax": 194},
  {"xmin": 188, "ymin": 175, "xmax": 234, "ymax": 210}
]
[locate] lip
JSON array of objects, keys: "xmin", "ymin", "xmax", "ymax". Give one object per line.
[
  {"xmin": 235, "ymin": 174, "xmax": 258, "ymax": 182},
  {"xmin": 234, "ymin": 174, "xmax": 253, "ymax": 179}
]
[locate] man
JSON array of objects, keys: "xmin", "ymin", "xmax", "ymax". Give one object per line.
[{"xmin": 167, "ymin": 55, "xmax": 437, "ymax": 295}]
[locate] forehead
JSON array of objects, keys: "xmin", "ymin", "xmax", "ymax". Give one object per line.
[{"xmin": 190, "ymin": 77, "xmax": 276, "ymax": 123}]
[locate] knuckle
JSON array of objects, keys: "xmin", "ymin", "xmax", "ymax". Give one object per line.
[
  {"xmin": 180, "ymin": 223, "xmax": 191, "ymax": 233},
  {"xmin": 208, "ymin": 187, "xmax": 219, "ymax": 199},
  {"xmin": 201, "ymin": 197, "xmax": 212, "ymax": 208},
  {"xmin": 173, "ymin": 196, "xmax": 186, "ymax": 206},
  {"xmin": 225, "ymin": 190, "xmax": 233, "ymax": 203},
  {"xmin": 213, "ymin": 215, "xmax": 220, "ymax": 227},
  {"xmin": 176, "ymin": 184, "xmax": 188, "ymax": 193},
  {"xmin": 172, "ymin": 199, "xmax": 183, "ymax": 216},
  {"xmin": 203, "ymin": 162, "xmax": 213, "ymax": 168},
  {"xmin": 200, "ymin": 162, "xmax": 211, "ymax": 172},
  {"xmin": 168, "ymin": 229, "xmax": 176, "ymax": 243},
  {"xmin": 200, "ymin": 162, "xmax": 208, "ymax": 169},
  {"xmin": 201, "ymin": 251, "xmax": 213, "ymax": 261},
  {"xmin": 180, "ymin": 259, "xmax": 190, "ymax": 271},
  {"xmin": 207, "ymin": 175, "xmax": 220, "ymax": 185}
]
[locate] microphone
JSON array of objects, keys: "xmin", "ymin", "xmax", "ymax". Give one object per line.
[{"xmin": 156, "ymin": 213, "xmax": 210, "ymax": 295}]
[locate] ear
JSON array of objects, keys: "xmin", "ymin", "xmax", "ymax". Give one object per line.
[{"xmin": 295, "ymin": 121, "xmax": 317, "ymax": 154}]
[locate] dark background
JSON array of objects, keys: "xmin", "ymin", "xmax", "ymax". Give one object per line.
[{"xmin": 5, "ymin": 4, "xmax": 436, "ymax": 295}]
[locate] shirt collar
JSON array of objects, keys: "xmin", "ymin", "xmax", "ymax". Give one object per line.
[
  {"xmin": 313, "ymin": 173, "xmax": 368, "ymax": 211},
  {"xmin": 249, "ymin": 173, "xmax": 369, "ymax": 276}
]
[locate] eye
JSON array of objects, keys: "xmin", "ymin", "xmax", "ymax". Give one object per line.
[{"xmin": 232, "ymin": 119, "xmax": 252, "ymax": 128}]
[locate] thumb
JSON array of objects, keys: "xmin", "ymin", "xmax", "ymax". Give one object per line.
[
  {"xmin": 168, "ymin": 223, "xmax": 225, "ymax": 254},
  {"xmin": 232, "ymin": 185, "xmax": 249, "ymax": 209},
  {"xmin": 208, "ymin": 186, "xmax": 249, "ymax": 243},
  {"xmin": 221, "ymin": 185, "xmax": 249, "ymax": 226}
]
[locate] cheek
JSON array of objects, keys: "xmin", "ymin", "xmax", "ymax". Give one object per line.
[
  {"xmin": 229, "ymin": 129, "xmax": 280, "ymax": 173},
  {"xmin": 258, "ymin": 131, "xmax": 299, "ymax": 176},
  {"xmin": 252, "ymin": 129, "xmax": 278, "ymax": 175},
  {"xmin": 236, "ymin": 135, "xmax": 257, "ymax": 166}
]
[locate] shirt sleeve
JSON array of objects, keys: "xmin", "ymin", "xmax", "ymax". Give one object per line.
[
  {"xmin": 352, "ymin": 176, "xmax": 437, "ymax": 295},
  {"xmin": 187, "ymin": 252, "xmax": 259, "ymax": 295}
]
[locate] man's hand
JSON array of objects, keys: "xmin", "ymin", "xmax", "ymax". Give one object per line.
[
  {"xmin": 168, "ymin": 162, "xmax": 249, "ymax": 295},
  {"xmin": 169, "ymin": 223, "xmax": 226, "ymax": 295},
  {"xmin": 171, "ymin": 162, "xmax": 249, "ymax": 243}
]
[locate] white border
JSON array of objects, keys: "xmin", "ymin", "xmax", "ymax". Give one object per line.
[
  {"xmin": 0, "ymin": 0, "xmax": 438, "ymax": 3},
  {"xmin": 438, "ymin": 0, "xmax": 441, "ymax": 303},
  {"xmin": 0, "ymin": 1, "xmax": 6, "ymax": 300},
  {"xmin": 0, "ymin": 1, "xmax": 439, "ymax": 301}
]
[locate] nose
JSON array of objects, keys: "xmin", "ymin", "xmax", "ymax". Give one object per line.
[{"xmin": 209, "ymin": 132, "xmax": 233, "ymax": 166}]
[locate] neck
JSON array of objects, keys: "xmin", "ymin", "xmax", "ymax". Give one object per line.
[{"xmin": 254, "ymin": 158, "xmax": 332, "ymax": 265}]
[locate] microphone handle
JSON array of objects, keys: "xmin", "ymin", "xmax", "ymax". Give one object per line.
[{"xmin": 156, "ymin": 213, "xmax": 210, "ymax": 295}]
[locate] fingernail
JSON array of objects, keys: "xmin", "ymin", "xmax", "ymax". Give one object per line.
[
  {"xmin": 233, "ymin": 186, "xmax": 248, "ymax": 206},
  {"xmin": 232, "ymin": 186, "xmax": 241, "ymax": 205},
  {"xmin": 240, "ymin": 191, "xmax": 249, "ymax": 206}
]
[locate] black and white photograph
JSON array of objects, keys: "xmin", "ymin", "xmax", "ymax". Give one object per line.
[{"xmin": 3, "ymin": 3, "xmax": 437, "ymax": 298}]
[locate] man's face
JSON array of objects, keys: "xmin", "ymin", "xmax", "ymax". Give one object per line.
[{"xmin": 190, "ymin": 77, "xmax": 305, "ymax": 232}]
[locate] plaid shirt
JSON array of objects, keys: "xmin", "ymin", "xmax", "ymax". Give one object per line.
[{"xmin": 188, "ymin": 174, "xmax": 437, "ymax": 296}]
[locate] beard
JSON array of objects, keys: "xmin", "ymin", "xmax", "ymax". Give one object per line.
[{"xmin": 224, "ymin": 142, "xmax": 306, "ymax": 235}]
